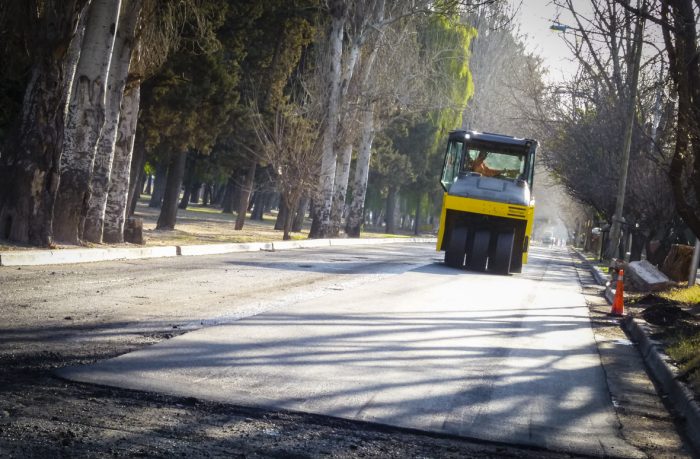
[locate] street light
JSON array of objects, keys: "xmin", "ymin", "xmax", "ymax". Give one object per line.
[
  {"xmin": 549, "ymin": 23, "xmax": 570, "ymax": 33},
  {"xmin": 605, "ymin": 11, "xmax": 645, "ymax": 260},
  {"xmin": 550, "ymin": 16, "xmax": 646, "ymax": 260}
]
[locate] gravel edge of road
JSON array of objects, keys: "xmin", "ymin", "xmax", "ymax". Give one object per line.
[
  {"xmin": 0, "ymin": 237, "xmax": 437, "ymax": 267},
  {"xmin": 572, "ymin": 248, "xmax": 700, "ymax": 456}
]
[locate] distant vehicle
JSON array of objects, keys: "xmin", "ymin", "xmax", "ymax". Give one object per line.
[
  {"xmin": 541, "ymin": 231, "xmax": 554, "ymax": 245},
  {"xmin": 436, "ymin": 130, "xmax": 537, "ymax": 274}
]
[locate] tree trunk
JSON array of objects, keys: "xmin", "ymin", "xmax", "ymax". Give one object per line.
[
  {"xmin": 282, "ymin": 197, "xmax": 299, "ymax": 241},
  {"xmin": 630, "ymin": 231, "xmax": 647, "ymax": 262},
  {"xmin": 373, "ymin": 208, "xmax": 383, "ymax": 227},
  {"xmin": 202, "ymin": 184, "xmax": 212, "ymax": 206},
  {"xmin": 345, "ymin": 103, "xmax": 375, "ymax": 237},
  {"xmin": 129, "ymin": 156, "xmax": 146, "ymax": 216},
  {"xmin": 190, "ymin": 183, "xmax": 201, "ymax": 204},
  {"xmin": 662, "ymin": 0, "xmax": 700, "ymax": 240},
  {"xmin": 309, "ymin": 201, "xmax": 320, "ymax": 235},
  {"xmin": 235, "ymin": 160, "xmax": 256, "ymax": 230},
  {"xmin": 328, "ymin": 20, "xmax": 383, "ymax": 238},
  {"xmin": 201, "ymin": 184, "xmax": 208, "ymax": 205},
  {"xmin": 178, "ymin": 188, "xmax": 191, "ymax": 209},
  {"xmin": 84, "ymin": 0, "xmax": 141, "ymax": 243},
  {"xmin": 53, "ymin": 0, "xmax": 122, "ymax": 244},
  {"xmin": 309, "ymin": 4, "xmax": 345, "ymax": 238},
  {"xmin": 264, "ymin": 192, "xmax": 276, "ymax": 215},
  {"xmin": 124, "ymin": 129, "xmax": 145, "ymax": 217},
  {"xmin": 275, "ymin": 200, "xmax": 288, "ymax": 231},
  {"xmin": 149, "ymin": 161, "xmax": 167, "ymax": 208},
  {"xmin": 385, "ymin": 186, "xmax": 399, "ymax": 234},
  {"xmin": 103, "ymin": 82, "xmax": 140, "ymax": 243},
  {"xmin": 156, "ymin": 151, "xmax": 187, "ymax": 230},
  {"xmin": 329, "ymin": 141, "xmax": 353, "ymax": 237},
  {"xmin": 212, "ymin": 183, "xmax": 225, "ymax": 206},
  {"xmin": 292, "ymin": 195, "xmax": 309, "ymax": 232},
  {"xmin": 0, "ymin": 3, "xmax": 89, "ymax": 246},
  {"xmin": 178, "ymin": 153, "xmax": 195, "ymax": 210},
  {"xmin": 414, "ymin": 194, "xmax": 422, "ymax": 235},
  {"xmin": 221, "ymin": 174, "xmax": 236, "ymax": 214},
  {"xmin": 231, "ymin": 181, "xmax": 241, "ymax": 212},
  {"xmin": 251, "ymin": 192, "xmax": 266, "ymax": 220}
]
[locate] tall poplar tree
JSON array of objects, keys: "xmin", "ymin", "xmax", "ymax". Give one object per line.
[
  {"xmin": 0, "ymin": 1, "xmax": 90, "ymax": 246},
  {"xmin": 53, "ymin": 0, "xmax": 122, "ymax": 244}
]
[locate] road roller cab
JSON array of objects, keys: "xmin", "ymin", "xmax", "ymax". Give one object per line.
[{"xmin": 437, "ymin": 130, "xmax": 537, "ymax": 274}]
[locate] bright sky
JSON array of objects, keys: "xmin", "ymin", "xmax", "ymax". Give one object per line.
[{"xmin": 514, "ymin": 0, "xmax": 580, "ymax": 82}]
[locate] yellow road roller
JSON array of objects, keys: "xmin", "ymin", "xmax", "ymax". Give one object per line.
[{"xmin": 437, "ymin": 130, "xmax": 537, "ymax": 274}]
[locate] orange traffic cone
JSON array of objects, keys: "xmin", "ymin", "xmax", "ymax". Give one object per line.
[{"xmin": 610, "ymin": 269, "xmax": 625, "ymax": 316}]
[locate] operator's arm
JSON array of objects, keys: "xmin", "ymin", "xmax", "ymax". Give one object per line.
[{"xmin": 473, "ymin": 162, "xmax": 500, "ymax": 177}]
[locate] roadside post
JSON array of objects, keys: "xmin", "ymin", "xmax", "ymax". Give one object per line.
[{"xmin": 690, "ymin": 237, "xmax": 700, "ymax": 286}]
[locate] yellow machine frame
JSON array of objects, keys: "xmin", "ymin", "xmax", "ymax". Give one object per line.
[{"xmin": 436, "ymin": 193, "xmax": 535, "ymax": 264}]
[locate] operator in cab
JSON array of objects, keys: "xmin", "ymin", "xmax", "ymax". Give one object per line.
[{"xmin": 469, "ymin": 151, "xmax": 520, "ymax": 178}]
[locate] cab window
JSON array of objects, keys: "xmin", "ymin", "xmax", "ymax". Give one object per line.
[{"xmin": 440, "ymin": 140, "xmax": 464, "ymax": 191}]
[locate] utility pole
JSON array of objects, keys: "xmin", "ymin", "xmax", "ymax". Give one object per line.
[
  {"xmin": 605, "ymin": 5, "xmax": 646, "ymax": 260},
  {"xmin": 690, "ymin": 238, "xmax": 700, "ymax": 286}
]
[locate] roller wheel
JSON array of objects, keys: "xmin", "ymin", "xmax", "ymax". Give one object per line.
[
  {"xmin": 489, "ymin": 230, "xmax": 515, "ymax": 275},
  {"xmin": 445, "ymin": 226, "xmax": 468, "ymax": 269},
  {"xmin": 510, "ymin": 246, "xmax": 523, "ymax": 273},
  {"xmin": 467, "ymin": 230, "xmax": 490, "ymax": 272}
]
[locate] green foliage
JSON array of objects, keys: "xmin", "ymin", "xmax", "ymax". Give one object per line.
[
  {"xmin": 367, "ymin": 14, "xmax": 475, "ymax": 214},
  {"xmin": 195, "ymin": 0, "xmax": 320, "ymax": 187},
  {"xmin": 136, "ymin": 0, "xmax": 247, "ymax": 173},
  {"xmin": 370, "ymin": 132, "xmax": 416, "ymax": 190},
  {"xmin": 383, "ymin": 115, "xmax": 435, "ymax": 189},
  {"xmin": 138, "ymin": 0, "xmax": 320, "ymax": 188},
  {"xmin": 420, "ymin": 14, "xmax": 475, "ymax": 141},
  {"xmin": 419, "ymin": 14, "xmax": 475, "ymax": 186},
  {"xmin": 141, "ymin": 47, "xmax": 240, "ymax": 156},
  {"xmin": 143, "ymin": 162, "xmax": 155, "ymax": 176},
  {"xmin": 235, "ymin": 0, "xmax": 318, "ymax": 130}
]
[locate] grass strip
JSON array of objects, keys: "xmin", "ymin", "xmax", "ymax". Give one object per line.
[{"xmin": 661, "ymin": 284, "xmax": 700, "ymax": 392}]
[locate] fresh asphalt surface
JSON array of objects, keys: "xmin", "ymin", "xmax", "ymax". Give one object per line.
[{"xmin": 58, "ymin": 244, "xmax": 643, "ymax": 458}]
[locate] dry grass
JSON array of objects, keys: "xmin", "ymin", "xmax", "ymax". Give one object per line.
[
  {"xmin": 667, "ymin": 332, "xmax": 700, "ymax": 393},
  {"xmin": 0, "ymin": 196, "xmax": 414, "ymax": 250},
  {"xmin": 137, "ymin": 200, "xmax": 412, "ymax": 246},
  {"xmin": 660, "ymin": 284, "xmax": 700, "ymax": 393},
  {"xmin": 136, "ymin": 202, "xmax": 308, "ymax": 246},
  {"xmin": 660, "ymin": 284, "xmax": 700, "ymax": 305}
]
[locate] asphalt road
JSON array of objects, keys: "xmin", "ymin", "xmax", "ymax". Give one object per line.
[
  {"xmin": 2, "ymin": 243, "xmax": 434, "ymax": 342},
  {"xmin": 56, "ymin": 244, "xmax": 643, "ymax": 458}
]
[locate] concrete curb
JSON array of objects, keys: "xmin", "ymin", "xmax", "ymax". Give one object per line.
[
  {"xmin": 591, "ymin": 266, "xmax": 609, "ymax": 286},
  {"xmin": 622, "ymin": 317, "xmax": 700, "ymax": 454},
  {"xmin": 571, "ymin": 248, "xmax": 610, "ymax": 286},
  {"xmin": 0, "ymin": 237, "xmax": 437, "ymax": 267},
  {"xmin": 329, "ymin": 237, "xmax": 435, "ymax": 247},
  {"xmin": 175, "ymin": 237, "xmax": 435, "ymax": 257},
  {"xmin": 273, "ymin": 239, "xmax": 331, "ymax": 251},
  {"xmin": 0, "ymin": 246, "xmax": 179, "ymax": 266},
  {"xmin": 178, "ymin": 242, "xmax": 275, "ymax": 256}
]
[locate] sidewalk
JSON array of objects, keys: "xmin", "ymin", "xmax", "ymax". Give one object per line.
[
  {"xmin": 572, "ymin": 247, "xmax": 700, "ymax": 455},
  {"xmin": 0, "ymin": 200, "xmax": 436, "ymax": 266}
]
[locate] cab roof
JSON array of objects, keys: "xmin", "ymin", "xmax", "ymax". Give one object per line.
[{"xmin": 448, "ymin": 129, "xmax": 536, "ymax": 147}]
